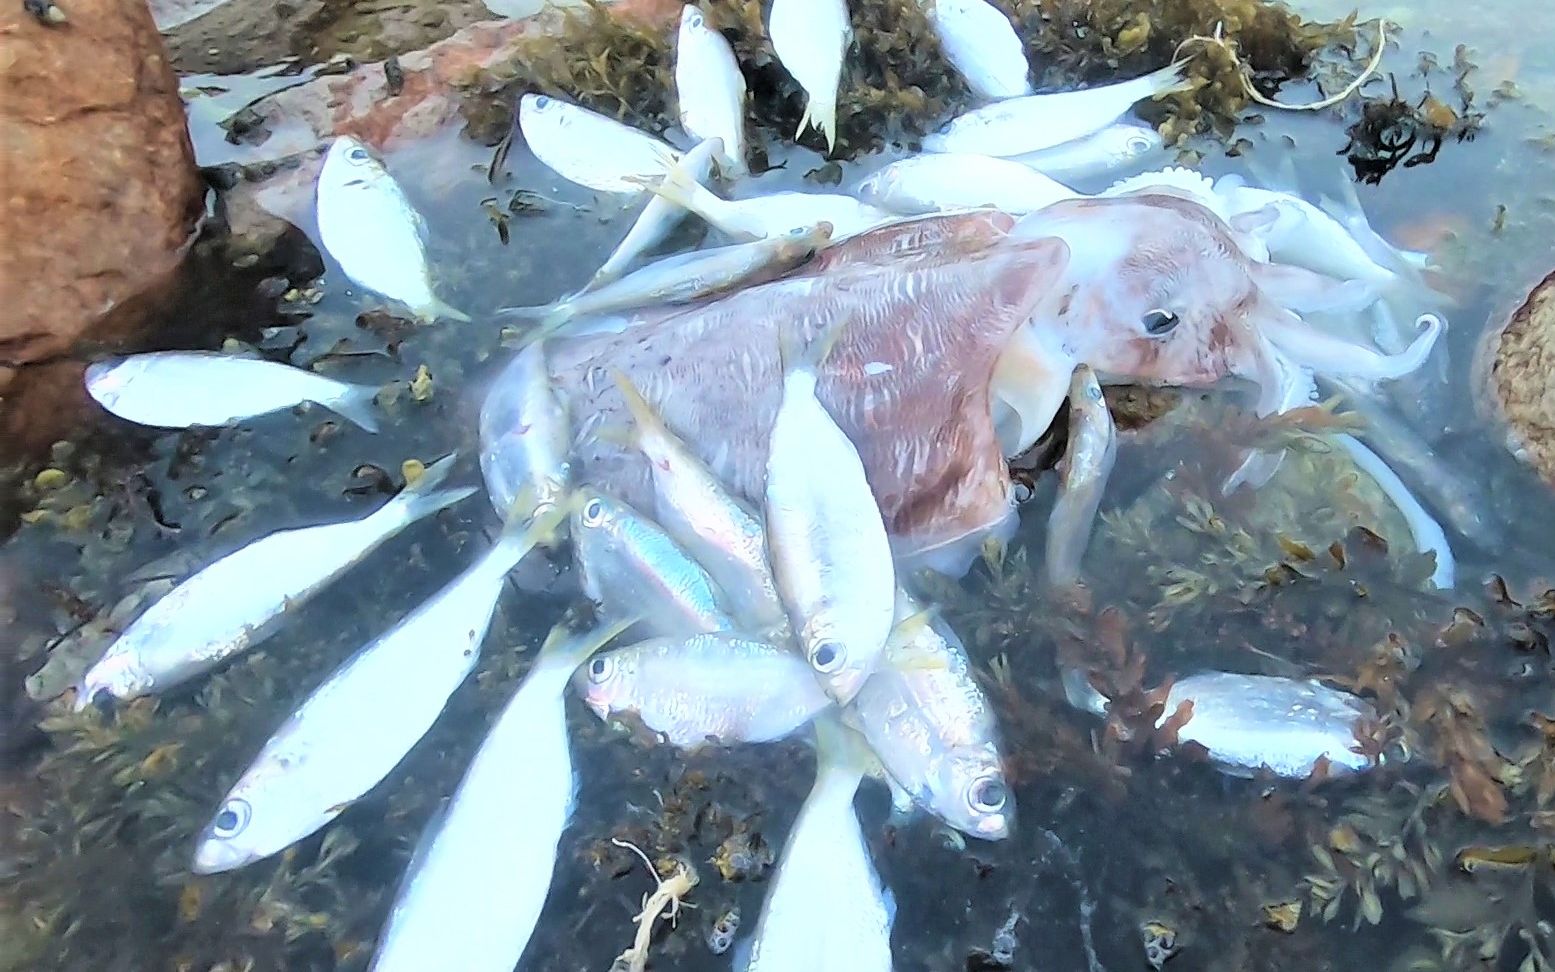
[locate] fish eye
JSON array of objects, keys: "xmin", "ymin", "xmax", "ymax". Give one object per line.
[
  {"xmin": 1141, "ymin": 309, "xmax": 1180, "ymax": 335},
  {"xmin": 346, "ymin": 146, "xmax": 370, "ymax": 163},
  {"xmin": 967, "ymin": 775, "xmax": 1007, "ymax": 814},
  {"xmin": 534, "ymin": 95, "xmax": 550, "ymax": 108},
  {"xmin": 587, "ymin": 656, "xmax": 614, "ymax": 683},
  {"xmin": 581, "ymin": 498, "xmax": 605, "ymax": 526},
  {"xmin": 1126, "ymin": 134, "xmax": 1154, "ymax": 153},
  {"xmin": 211, "ymin": 798, "xmax": 252, "ymax": 838},
  {"xmin": 810, "ymin": 641, "xmax": 845, "ymax": 674}
]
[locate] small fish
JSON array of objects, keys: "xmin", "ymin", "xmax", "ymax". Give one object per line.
[
  {"xmin": 85, "ymin": 351, "xmax": 381, "ymax": 432},
  {"xmin": 1043, "ymin": 366, "xmax": 1115, "ymax": 589},
  {"xmin": 613, "ymin": 372, "xmax": 789, "ymax": 633},
  {"xmin": 1215, "ymin": 175, "xmax": 1397, "ymax": 286},
  {"xmin": 76, "ymin": 456, "xmax": 475, "ymax": 710},
  {"xmin": 765, "ymin": 323, "xmax": 896, "ymax": 704},
  {"xmin": 740, "ymin": 716, "xmax": 895, "ymax": 972},
  {"xmin": 851, "ymin": 591, "xmax": 1011, "ymax": 839},
  {"xmin": 369, "ymin": 619, "xmax": 633, "ymax": 972},
  {"xmin": 639, "ymin": 164, "xmax": 892, "ymax": 240},
  {"xmin": 1069, "ymin": 671, "xmax": 1383, "ymax": 778},
  {"xmin": 317, "ymin": 136, "xmax": 469, "ymax": 322},
  {"xmin": 191, "ymin": 507, "xmax": 565, "ymax": 874},
  {"xmin": 768, "ymin": 0, "xmax": 852, "ymax": 153},
  {"xmin": 922, "ymin": 0, "xmax": 1031, "ymax": 100},
  {"xmin": 587, "ymin": 138, "xmax": 723, "ymax": 289},
  {"xmin": 478, "ymin": 341, "xmax": 572, "ymax": 524},
  {"xmin": 569, "ymin": 487, "xmax": 737, "ymax": 637},
  {"xmin": 576, "ymin": 632, "xmax": 830, "ymax": 747},
  {"xmin": 1011, "ymin": 122, "xmax": 1164, "ymax": 181},
  {"xmin": 499, "ymin": 223, "xmax": 835, "ymax": 337},
  {"xmin": 676, "ymin": 6, "xmax": 748, "ymax": 176},
  {"xmin": 923, "ymin": 60, "xmax": 1192, "ymax": 157},
  {"xmin": 855, "ymin": 153, "xmax": 1077, "ymax": 215},
  {"xmin": 519, "ymin": 94, "xmax": 681, "ymax": 194}
]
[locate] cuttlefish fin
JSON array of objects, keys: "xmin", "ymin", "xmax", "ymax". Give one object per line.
[{"xmin": 1250, "ymin": 262, "xmax": 1382, "ymax": 315}]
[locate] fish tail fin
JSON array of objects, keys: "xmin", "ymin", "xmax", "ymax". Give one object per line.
[
  {"xmin": 538, "ymin": 614, "xmax": 639, "ymax": 668},
  {"xmin": 328, "ymin": 382, "xmax": 382, "ymax": 433},
  {"xmin": 811, "ymin": 712, "xmax": 870, "ymax": 780},
  {"xmin": 426, "ymin": 298, "xmax": 472, "ymax": 323},
  {"xmin": 487, "ymin": 492, "xmax": 569, "ymax": 569},
  {"xmin": 381, "ymin": 453, "xmax": 477, "ymax": 526},
  {"xmin": 631, "ymin": 164, "xmax": 710, "ymax": 218},
  {"xmin": 796, "ymin": 98, "xmax": 839, "ymax": 155},
  {"xmin": 1142, "ymin": 56, "xmax": 1195, "ymax": 99}
]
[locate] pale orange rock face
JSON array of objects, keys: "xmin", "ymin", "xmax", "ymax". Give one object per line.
[
  {"xmin": 0, "ymin": 0, "xmax": 204, "ymax": 368},
  {"xmin": 1480, "ymin": 269, "xmax": 1555, "ymax": 486}
]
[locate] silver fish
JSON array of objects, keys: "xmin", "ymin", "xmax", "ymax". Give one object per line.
[
  {"xmin": 587, "ymin": 138, "xmax": 723, "ymax": 289},
  {"xmin": 575, "ymin": 632, "xmax": 829, "ymax": 747},
  {"xmin": 76, "ymin": 456, "xmax": 475, "ymax": 709},
  {"xmin": 1011, "ymin": 122, "xmax": 1163, "ymax": 181},
  {"xmin": 767, "ymin": 0, "xmax": 851, "ymax": 153},
  {"xmin": 1066, "ymin": 670, "xmax": 1383, "ymax": 778},
  {"xmin": 317, "ymin": 135, "xmax": 469, "ymax": 322},
  {"xmin": 642, "ymin": 156, "xmax": 893, "ymax": 240},
  {"xmin": 851, "ymin": 590, "xmax": 1011, "ymax": 840},
  {"xmin": 191, "ymin": 508, "xmax": 565, "ymax": 874},
  {"xmin": 1043, "ymin": 365, "xmax": 1115, "ymax": 589},
  {"xmin": 676, "ymin": 6, "xmax": 748, "ymax": 175},
  {"xmin": 478, "ymin": 341, "xmax": 573, "ymax": 524},
  {"xmin": 923, "ymin": 60, "xmax": 1191, "ymax": 157},
  {"xmin": 569, "ymin": 486, "xmax": 737, "ymax": 637},
  {"xmin": 519, "ymin": 94, "xmax": 681, "ymax": 194},
  {"xmin": 613, "ymin": 372, "xmax": 789, "ymax": 633},
  {"xmin": 855, "ymin": 153, "xmax": 1077, "ymax": 215},
  {"xmin": 498, "ymin": 223, "xmax": 835, "ymax": 338},
  {"xmin": 765, "ymin": 325, "xmax": 896, "ymax": 704},
  {"xmin": 742, "ymin": 715, "xmax": 895, "ymax": 972},
  {"xmin": 922, "ymin": 0, "xmax": 1031, "ymax": 100},
  {"xmin": 85, "ymin": 351, "xmax": 381, "ymax": 432},
  {"xmin": 369, "ymin": 620, "xmax": 633, "ymax": 972}
]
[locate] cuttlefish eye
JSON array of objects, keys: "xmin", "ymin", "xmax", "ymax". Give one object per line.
[
  {"xmin": 581, "ymin": 498, "xmax": 606, "ymax": 526},
  {"xmin": 967, "ymin": 775, "xmax": 1008, "ymax": 814},
  {"xmin": 211, "ymin": 798, "xmax": 252, "ymax": 838},
  {"xmin": 346, "ymin": 146, "xmax": 371, "ymax": 164},
  {"xmin": 587, "ymin": 656, "xmax": 614, "ymax": 683},
  {"xmin": 811, "ymin": 641, "xmax": 845, "ymax": 674},
  {"xmin": 1141, "ymin": 309, "xmax": 1180, "ymax": 335}
]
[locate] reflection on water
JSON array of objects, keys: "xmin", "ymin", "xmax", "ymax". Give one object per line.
[{"xmin": 2, "ymin": 0, "xmax": 1553, "ymax": 969}]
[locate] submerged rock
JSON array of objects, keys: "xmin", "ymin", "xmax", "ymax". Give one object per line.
[
  {"xmin": 1478, "ymin": 269, "xmax": 1555, "ymax": 486},
  {"xmin": 0, "ymin": 0, "xmax": 203, "ymax": 372}
]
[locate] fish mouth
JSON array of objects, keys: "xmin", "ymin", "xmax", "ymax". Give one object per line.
[{"xmin": 190, "ymin": 837, "xmax": 260, "ymax": 875}]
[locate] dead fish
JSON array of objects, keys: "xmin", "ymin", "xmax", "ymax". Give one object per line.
[
  {"xmin": 640, "ymin": 163, "xmax": 893, "ymax": 240},
  {"xmin": 676, "ymin": 6, "xmax": 748, "ymax": 176},
  {"xmin": 519, "ymin": 94, "xmax": 681, "ymax": 194},
  {"xmin": 768, "ymin": 0, "xmax": 851, "ymax": 153},
  {"xmin": 478, "ymin": 341, "xmax": 573, "ymax": 524},
  {"xmin": 613, "ymin": 372, "xmax": 789, "ymax": 633},
  {"xmin": 317, "ymin": 136, "xmax": 470, "ymax": 322},
  {"xmin": 575, "ymin": 632, "xmax": 830, "ymax": 747},
  {"xmin": 86, "ymin": 351, "xmax": 381, "ymax": 432},
  {"xmin": 765, "ymin": 323, "xmax": 896, "ymax": 703},
  {"xmin": 498, "ymin": 223, "xmax": 835, "ymax": 338},
  {"xmin": 921, "ymin": 0, "xmax": 1031, "ymax": 100},
  {"xmin": 855, "ymin": 153, "xmax": 1078, "ymax": 215},
  {"xmin": 924, "ymin": 60, "xmax": 1192, "ymax": 157},
  {"xmin": 586, "ymin": 138, "xmax": 723, "ymax": 289},
  {"xmin": 1043, "ymin": 365, "xmax": 1115, "ymax": 589},
  {"xmin": 569, "ymin": 486, "xmax": 738, "ymax": 637},
  {"xmin": 1011, "ymin": 123, "xmax": 1164, "ymax": 181},
  {"xmin": 76, "ymin": 456, "xmax": 475, "ymax": 709},
  {"xmin": 850, "ymin": 591, "xmax": 1011, "ymax": 839}
]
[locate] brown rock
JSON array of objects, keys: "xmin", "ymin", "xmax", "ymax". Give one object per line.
[
  {"xmin": 0, "ymin": 0, "xmax": 203, "ymax": 369},
  {"xmin": 1478, "ymin": 269, "xmax": 1555, "ymax": 486}
]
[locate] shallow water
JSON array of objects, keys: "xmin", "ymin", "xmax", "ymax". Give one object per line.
[{"xmin": 2, "ymin": 0, "xmax": 1554, "ymax": 969}]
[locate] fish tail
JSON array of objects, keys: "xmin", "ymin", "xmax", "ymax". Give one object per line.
[
  {"xmin": 610, "ymin": 370, "xmax": 668, "ymax": 444},
  {"xmin": 811, "ymin": 712, "xmax": 870, "ymax": 779},
  {"xmin": 382, "ymin": 453, "xmax": 478, "ymax": 526},
  {"xmin": 1142, "ymin": 56, "xmax": 1195, "ymax": 99},
  {"xmin": 485, "ymin": 496, "xmax": 569, "ymax": 572},
  {"xmin": 493, "ymin": 302, "xmax": 574, "ymax": 346},
  {"xmin": 537, "ymin": 614, "xmax": 639, "ymax": 668},
  {"xmin": 426, "ymin": 298, "xmax": 473, "ymax": 323},
  {"xmin": 796, "ymin": 98, "xmax": 839, "ymax": 155},
  {"xmin": 327, "ymin": 382, "xmax": 382, "ymax": 433}
]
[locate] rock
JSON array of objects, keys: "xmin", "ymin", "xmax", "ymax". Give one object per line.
[
  {"xmin": 1478, "ymin": 270, "xmax": 1555, "ymax": 486},
  {"xmin": 0, "ymin": 0, "xmax": 204, "ymax": 371}
]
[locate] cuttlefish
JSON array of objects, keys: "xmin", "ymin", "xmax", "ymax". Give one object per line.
[{"xmin": 481, "ymin": 196, "xmax": 1438, "ymax": 576}]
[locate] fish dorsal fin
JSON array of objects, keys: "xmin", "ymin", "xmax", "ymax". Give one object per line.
[{"xmin": 1100, "ymin": 166, "xmax": 1220, "ymax": 212}]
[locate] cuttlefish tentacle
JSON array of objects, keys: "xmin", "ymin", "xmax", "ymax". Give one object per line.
[
  {"xmin": 1247, "ymin": 261, "xmax": 1383, "ymax": 316},
  {"xmin": 1044, "ymin": 365, "xmax": 1117, "ymax": 590},
  {"xmin": 1221, "ymin": 336, "xmax": 1317, "ymax": 495},
  {"xmin": 1333, "ymin": 433, "xmax": 1456, "ymax": 589},
  {"xmin": 1262, "ymin": 309, "xmax": 1443, "ymax": 381}
]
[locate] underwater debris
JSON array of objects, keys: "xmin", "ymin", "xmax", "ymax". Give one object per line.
[
  {"xmin": 607, "ymin": 838, "xmax": 699, "ymax": 972},
  {"xmin": 1142, "ymin": 918, "xmax": 1181, "ymax": 969}
]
